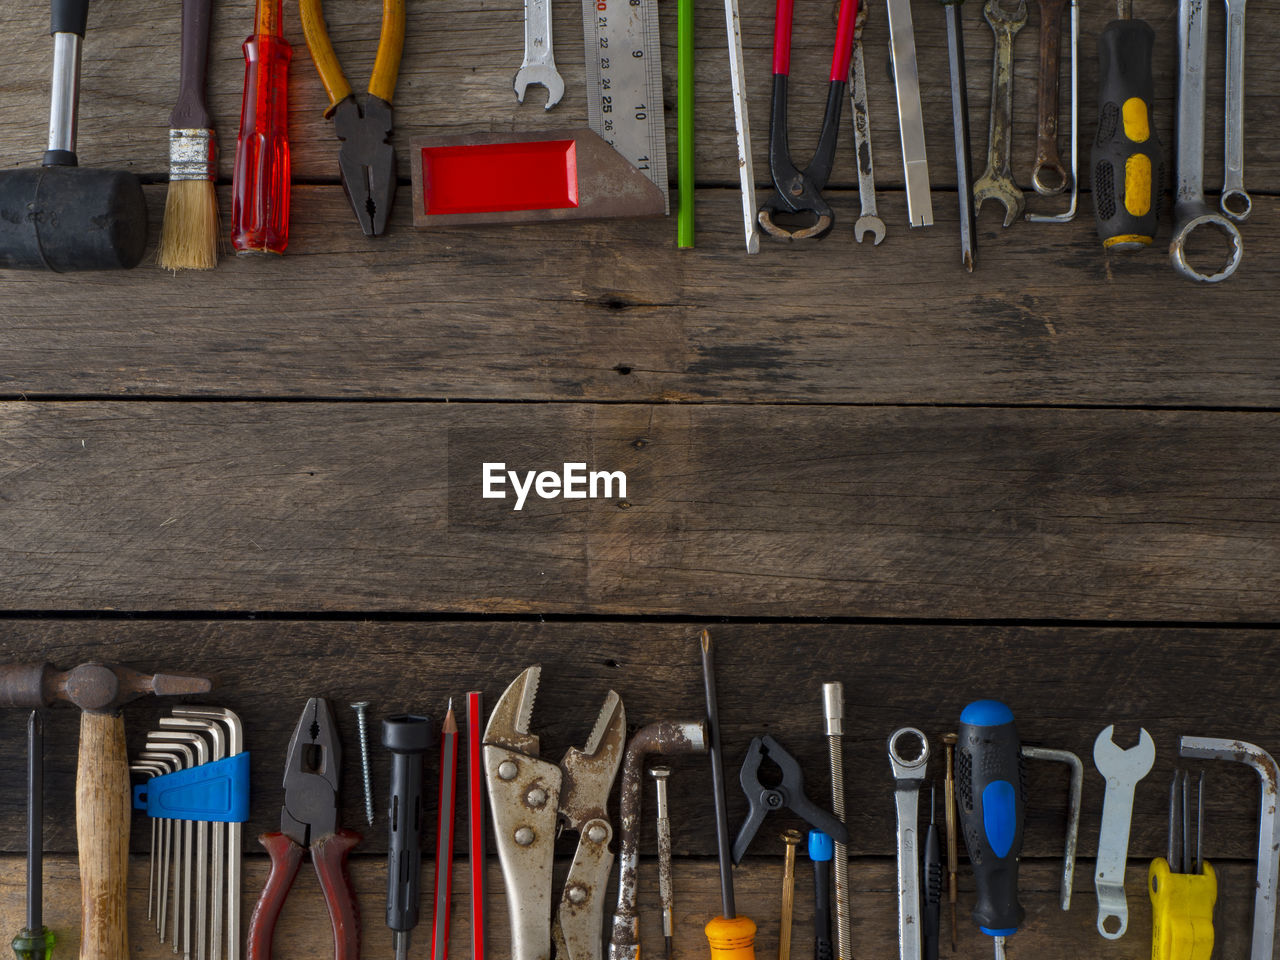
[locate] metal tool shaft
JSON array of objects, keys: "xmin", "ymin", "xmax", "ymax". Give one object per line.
[
  {"xmin": 942, "ymin": 2, "xmax": 975, "ymax": 266},
  {"xmin": 942, "ymin": 735, "xmax": 958, "ymax": 951},
  {"xmin": 651, "ymin": 767, "xmax": 674, "ymax": 960},
  {"xmin": 823, "ymin": 683, "xmax": 852, "ymax": 960},
  {"xmin": 779, "ymin": 830, "xmax": 801, "ymax": 960},
  {"xmin": 701, "ymin": 630, "xmax": 736, "ymax": 919},
  {"xmin": 26, "ymin": 711, "xmax": 42, "ymax": 934}
]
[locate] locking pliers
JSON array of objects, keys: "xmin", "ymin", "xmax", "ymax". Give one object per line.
[{"xmin": 484, "ymin": 666, "xmax": 626, "ymax": 960}]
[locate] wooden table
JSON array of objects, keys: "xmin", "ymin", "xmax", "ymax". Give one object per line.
[{"xmin": 0, "ymin": 0, "xmax": 1277, "ymax": 952}]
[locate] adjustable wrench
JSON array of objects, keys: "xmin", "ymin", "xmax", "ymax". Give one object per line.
[
  {"xmin": 973, "ymin": 0, "xmax": 1027, "ymax": 226},
  {"xmin": 1093, "ymin": 726, "xmax": 1155, "ymax": 940},
  {"xmin": 514, "ymin": 0, "xmax": 565, "ymax": 109},
  {"xmin": 1170, "ymin": 0, "xmax": 1241, "ymax": 281},
  {"xmin": 1221, "ymin": 0, "xmax": 1250, "ymax": 220},
  {"xmin": 889, "ymin": 729, "xmax": 930, "ymax": 960},
  {"xmin": 1032, "ymin": 0, "xmax": 1070, "ymax": 194},
  {"xmin": 848, "ymin": 7, "xmax": 885, "ymax": 244}
]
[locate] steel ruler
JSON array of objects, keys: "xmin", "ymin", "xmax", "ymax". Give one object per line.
[{"xmin": 582, "ymin": 0, "xmax": 670, "ymax": 212}]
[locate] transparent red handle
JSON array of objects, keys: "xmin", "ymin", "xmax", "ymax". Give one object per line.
[{"xmin": 231, "ymin": 32, "xmax": 292, "ymax": 254}]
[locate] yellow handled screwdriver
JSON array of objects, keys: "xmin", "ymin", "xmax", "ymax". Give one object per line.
[
  {"xmin": 1090, "ymin": 0, "xmax": 1162, "ymax": 248},
  {"xmin": 701, "ymin": 631, "xmax": 757, "ymax": 960},
  {"xmin": 1150, "ymin": 770, "xmax": 1216, "ymax": 960}
]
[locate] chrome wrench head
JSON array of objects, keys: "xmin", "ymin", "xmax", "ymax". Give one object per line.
[
  {"xmin": 514, "ymin": 0, "xmax": 564, "ymax": 109},
  {"xmin": 889, "ymin": 729, "xmax": 930, "ymax": 960},
  {"xmin": 1171, "ymin": 0, "xmax": 1243, "ymax": 281},
  {"xmin": 973, "ymin": 0, "xmax": 1027, "ymax": 227},
  {"xmin": 1092, "ymin": 726, "xmax": 1155, "ymax": 939},
  {"xmin": 1179, "ymin": 736, "xmax": 1278, "ymax": 960}
]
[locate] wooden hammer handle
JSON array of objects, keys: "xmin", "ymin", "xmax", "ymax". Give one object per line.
[{"xmin": 76, "ymin": 711, "xmax": 130, "ymax": 960}]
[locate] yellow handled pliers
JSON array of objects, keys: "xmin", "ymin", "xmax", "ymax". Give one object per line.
[{"xmin": 299, "ymin": 0, "xmax": 405, "ymax": 235}]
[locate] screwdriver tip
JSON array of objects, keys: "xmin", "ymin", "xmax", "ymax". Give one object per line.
[
  {"xmin": 963, "ymin": 251, "xmax": 975, "ymax": 273},
  {"xmin": 700, "ymin": 628, "xmax": 711, "ymax": 651}
]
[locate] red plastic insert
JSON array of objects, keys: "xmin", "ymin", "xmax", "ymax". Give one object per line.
[{"xmin": 420, "ymin": 139, "xmax": 580, "ymax": 215}]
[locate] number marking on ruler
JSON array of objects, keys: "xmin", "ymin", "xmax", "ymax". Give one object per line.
[{"xmin": 582, "ymin": 0, "xmax": 670, "ymax": 212}]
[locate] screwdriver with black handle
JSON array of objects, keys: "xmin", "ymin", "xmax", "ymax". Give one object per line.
[
  {"xmin": 1091, "ymin": 0, "xmax": 1162, "ymax": 249},
  {"xmin": 955, "ymin": 701, "xmax": 1026, "ymax": 960},
  {"xmin": 923, "ymin": 787, "xmax": 942, "ymax": 960}
]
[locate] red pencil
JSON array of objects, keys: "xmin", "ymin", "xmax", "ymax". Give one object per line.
[
  {"xmin": 466, "ymin": 692, "xmax": 486, "ymax": 960},
  {"xmin": 431, "ymin": 701, "xmax": 459, "ymax": 960}
]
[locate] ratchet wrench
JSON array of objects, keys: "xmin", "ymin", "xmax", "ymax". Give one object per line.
[{"xmin": 889, "ymin": 729, "xmax": 930, "ymax": 960}]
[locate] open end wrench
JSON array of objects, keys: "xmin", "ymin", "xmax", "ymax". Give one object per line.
[
  {"xmin": 1032, "ymin": 0, "xmax": 1069, "ymax": 194},
  {"xmin": 1179, "ymin": 737, "xmax": 1278, "ymax": 960},
  {"xmin": 1170, "ymin": 0, "xmax": 1242, "ymax": 281},
  {"xmin": 889, "ymin": 729, "xmax": 930, "ymax": 960},
  {"xmin": 1092, "ymin": 726, "xmax": 1156, "ymax": 940},
  {"xmin": 973, "ymin": 0, "xmax": 1027, "ymax": 226},
  {"xmin": 514, "ymin": 0, "xmax": 565, "ymax": 109},
  {"xmin": 848, "ymin": 7, "xmax": 886, "ymax": 244},
  {"xmin": 1221, "ymin": 0, "xmax": 1250, "ymax": 220},
  {"xmin": 725, "ymin": 0, "xmax": 760, "ymax": 253}
]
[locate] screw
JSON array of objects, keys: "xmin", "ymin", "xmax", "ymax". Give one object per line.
[
  {"xmin": 943, "ymin": 732, "xmax": 959, "ymax": 952},
  {"xmin": 351, "ymin": 701, "xmax": 374, "ymax": 825},
  {"xmin": 779, "ymin": 829, "xmax": 803, "ymax": 960},
  {"xmin": 823, "ymin": 681, "xmax": 852, "ymax": 960}
]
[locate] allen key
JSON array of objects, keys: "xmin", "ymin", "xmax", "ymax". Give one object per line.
[{"xmin": 1021, "ymin": 745, "xmax": 1082, "ymax": 909}]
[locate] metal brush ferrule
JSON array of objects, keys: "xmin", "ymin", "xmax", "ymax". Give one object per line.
[{"xmin": 169, "ymin": 129, "xmax": 216, "ymax": 181}]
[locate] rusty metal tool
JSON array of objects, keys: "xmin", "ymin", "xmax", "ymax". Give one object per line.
[
  {"xmin": 890, "ymin": 729, "xmax": 929, "ymax": 960},
  {"xmin": 1026, "ymin": 0, "xmax": 1078, "ymax": 222},
  {"xmin": 0, "ymin": 663, "xmax": 212, "ymax": 960},
  {"xmin": 1032, "ymin": 0, "xmax": 1069, "ymax": 194},
  {"xmin": 942, "ymin": 734, "xmax": 958, "ymax": 951},
  {"xmin": 974, "ymin": 0, "xmax": 1027, "ymax": 226},
  {"xmin": 699, "ymin": 630, "xmax": 757, "ymax": 960},
  {"xmin": 1179, "ymin": 736, "xmax": 1278, "ymax": 960},
  {"xmin": 650, "ymin": 767, "xmax": 675, "ymax": 960},
  {"xmin": 939, "ymin": 0, "xmax": 975, "ymax": 266},
  {"xmin": 610, "ymin": 725, "xmax": 708, "ymax": 960},
  {"xmin": 384, "ymin": 714, "xmax": 434, "ymax": 960},
  {"xmin": 778, "ymin": 830, "xmax": 802, "ymax": 960},
  {"xmin": 12, "ymin": 711, "xmax": 54, "ymax": 960},
  {"xmin": 847, "ymin": 8, "xmax": 885, "ymax": 244},
  {"xmin": 171, "ymin": 707, "xmax": 246, "ymax": 960},
  {"xmin": 822, "ymin": 683, "xmax": 852, "ymax": 960},
  {"xmin": 757, "ymin": 0, "xmax": 858, "ymax": 240},
  {"xmin": 300, "ymin": 0, "xmax": 404, "ymax": 235},
  {"xmin": 724, "ymin": 0, "xmax": 760, "ymax": 252},
  {"xmin": 485, "ymin": 666, "xmax": 626, "ymax": 960},
  {"xmin": 247, "ymin": 698, "xmax": 362, "ymax": 960},
  {"xmin": 1093, "ymin": 725, "xmax": 1156, "ymax": 939},
  {"xmin": 1022, "ymin": 746, "xmax": 1082, "ymax": 910}
]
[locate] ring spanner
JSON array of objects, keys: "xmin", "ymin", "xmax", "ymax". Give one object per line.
[{"xmin": 890, "ymin": 728, "xmax": 929, "ymax": 960}]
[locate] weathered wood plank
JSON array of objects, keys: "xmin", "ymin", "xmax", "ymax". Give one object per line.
[
  {"xmin": 2, "ymin": 188, "xmax": 1279, "ymax": 406},
  {"xmin": 0, "ymin": 0, "xmax": 1276, "ymax": 195},
  {"xmin": 0, "ymin": 403, "xmax": 1276, "ymax": 618},
  {"xmin": 0, "ymin": 854, "xmax": 1270, "ymax": 960},
  {"xmin": 0, "ymin": 623, "xmax": 1276, "ymax": 860}
]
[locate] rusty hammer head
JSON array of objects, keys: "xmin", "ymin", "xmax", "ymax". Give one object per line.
[{"xmin": 0, "ymin": 663, "xmax": 212, "ymax": 715}]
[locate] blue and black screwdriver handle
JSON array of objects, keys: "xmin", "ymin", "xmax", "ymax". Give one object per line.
[{"xmin": 955, "ymin": 701, "xmax": 1026, "ymax": 960}]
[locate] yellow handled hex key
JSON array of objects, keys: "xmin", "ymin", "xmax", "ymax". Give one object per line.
[{"xmin": 1150, "ymin": 770, "xmax": 1216, "ymax": 960}]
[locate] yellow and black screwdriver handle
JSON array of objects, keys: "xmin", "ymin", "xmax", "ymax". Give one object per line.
[
  {"xmin": 1091, "ymin": 15, "xmax": 1163, "ymax": 249},
  {"xmin": 1149, "ymin": 858, "xmax": 1216, "ymax": 960}
]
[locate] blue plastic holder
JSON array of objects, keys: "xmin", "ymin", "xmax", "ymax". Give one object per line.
[{"xmin": 132, "ymin": 751, "xmax": 250, "ymax": 823}]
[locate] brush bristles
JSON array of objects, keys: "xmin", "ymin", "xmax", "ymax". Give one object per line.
[{"xmin": 157, "ymin": 179, "xmax": 220, "ymax": 271}]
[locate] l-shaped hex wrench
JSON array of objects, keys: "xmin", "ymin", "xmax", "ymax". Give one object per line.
[{"xmin": 1179, "ymin": 736, "xmax": 1278, "ymax": 960}]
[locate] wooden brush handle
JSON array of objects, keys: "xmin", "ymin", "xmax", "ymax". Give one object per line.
[
  {"xmin": 170, "ymin": 0, "xmax": 214, "ymax": 129},
  {"xmin": 76, "ymin": 711, "xmax": 130, "ymax": 960}
]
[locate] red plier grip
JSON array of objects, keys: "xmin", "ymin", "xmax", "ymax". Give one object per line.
[
  {"xmin": 247, "ymin": 830, "xmax": 363, "ymax": 960},
  {"xmin": 771, "ymin": 0, "xmax": 857, "ymax": 78}
]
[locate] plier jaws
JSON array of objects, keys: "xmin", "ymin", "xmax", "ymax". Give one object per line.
[
  {"xmin": 333, "ymin": 94, "xmax": 397, "ymax": 236},
  {"xmin": 281, "ymin": 697, "xmax": 341, "ymax": 847}
]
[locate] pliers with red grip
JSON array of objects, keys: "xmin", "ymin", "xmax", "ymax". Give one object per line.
[
  {"xmin": 758, "ymin": 0, "xmax": 859, "ymax": 239},
  {"xmin": 247, "ymin": 698, "xmax": 362, "ymax": 960}
]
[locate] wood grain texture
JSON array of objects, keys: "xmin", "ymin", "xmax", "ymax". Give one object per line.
[
  {"xmin": 0, "ymin": 623, "xmax": 1276, "ymax": 860},
  {"xmin": 2, "ymin": 189, "xmax": 1279, "ymax": 405},
  {"xmin": 0, "ymin": 854, "xmax": 1272, "ymax": 960},
  {"xmin": 75, "ymin": 712, "xmax": 131, "ymax": 960},
  {"xmin": 0, "ymin": 0, "xmax": 1276, "ymax": 194},
  {"xmin": 0, "ymin": 402, "xmax": 1275, "ymax": 617}
]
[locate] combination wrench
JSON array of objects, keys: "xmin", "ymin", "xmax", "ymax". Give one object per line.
[
  {"xmin": 1032, "ymin": 0, "xmax": 1069, "ymax": 194},
  {"xmin": 973, "ymin": 0, "xmax": 1027, "ymax": 226},
  {"xmin": 1170, "ymin": 0, "xmax": 1242, "ymax": 281},
  {"xmin": 889, "ymin": 729, "xmax": 929, "ymax": 960},
  {"xmin": 848, "ymin": 6, "xmax": 886, "ymax": 244},
  {"xmin": 1221, "ymin": 0, "xmax": 1249, "ymax": 220},
  {"xmin": 1092, "ymin": 725, "xmax": 1155, "ymax": 940},
  {"xmin": 514, "ymin": 0, "xmax": 565, "ymax": 109}
]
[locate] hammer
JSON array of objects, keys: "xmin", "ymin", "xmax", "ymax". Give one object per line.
[
  {"xmin": 0, "ymin": 662, "xmax": 212, "ymax": 960},
  {"xmin": 0, "ymin": 0, "xmax": 148, "ymax": 271}
]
